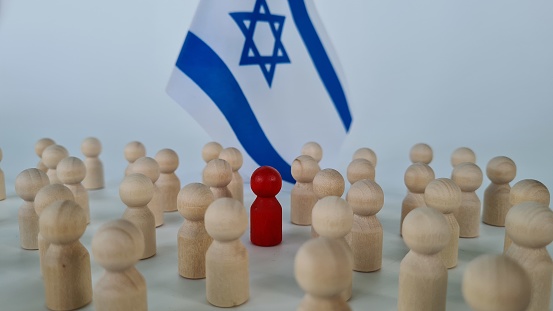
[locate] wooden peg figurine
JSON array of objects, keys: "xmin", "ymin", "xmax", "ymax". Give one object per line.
[
  {"xmin": 250, "ymin": 166, "xmax": 282, "ymax": 247},
  {"xmin": 451, "ymin": 162, "xmax": 483, "ymax": 238},
  {"xmin": 15, "ymin": 168, "xmax": 50, "ymax": 249},
  {"xmin": 504, "ymin": 179, "xmax": 550, "ymax": 252},
  {"xmin": 129, "ymin": 157, "xmax": 163, "ymax": 227},
  {"xmin": 57, "ymin": 156, "xmax": 90, "ymax": 224},
  {"xmin": 35, "ymin": 138, "xmax": 56, "ymax": 172},
  {"xmin": 177, "ymin": 183, "xmax": 215, "ymax": 279},
  {"xmin": 203, "ymin": 159, "xmax": 233, "ymax": 199},
  {"xmin": 40, "ymin": 200, "xmax": 92, "ymax": 310},
  {"xmin": 219, "ymin": 147, "xmax": 244, "ymax": 203},
  {"xmin": 401, "ymin": 163, "xmax": 435, "ymax": 235},
  {"xmin": 463, "ymin": 254, "xmax": 531, "ymax": 311},
  {"xmin": 290, "ymin": 155, "xmax": 320, "ymax": 225},
  {"xmin": 346, "ymin": 179, "xmax": 384, "ymax": 272},
  {"xmin": 398, "ymin": 207, "xmax": 449, "ymax": 311},
  {"xmin": 295, "ymin": 237, "xmax": 353, "ymax": 311},
  {"xmin": 81, "ymin": 137, "xmax": 104, "ymax": 190},
  {"xmin": 92, "ymin": 219, "xmax": 147, "ymax": 311},
  {"xmin": 0, "ymin": 147, "xmax": 5, "ymax": 200},
  {"xmin": 451, "ymin": 147, "xmax": 476, "ymax": 167},
  {"xmin": 124, "ymin": 141, "xmax": 146, "ymax": 176},
  {"xmin": 120, "ymin": 173, "xmax": 156, "ymax": 259},
  {"xmin": 409, "ymin": 143, "xmax": 433, "ymax": 164},
  {"xmin": 42, "ymin": 144, "xmax": 69, "ymax": 184},
  {"xmin": 311, "ymin": 168, "xmax": 345, "ymax": 238},
  {"xmin": 505, "ymin": 202, "xmax": 553, "ymax": 311},
  {"xmin": 155, "ymin": 148, "xmax": 181, "ymax": 212},
  {"xmin": 482, "ymin": 156, "xmax": 516, "ymax": 226},
  {"xmin": 425, "ymin": 178, "xmax": 462, "ymax": 269},
  {"xmin": 301, "ymin": 142, "xmax": 323, "ymax": 163},
  {"xmin": 202, "ymin": 141, "xmax": 223, "ymax": 163},
  {"xmin": 352, "ymin": 147, "xmax": 377, "ymax": 167},
  {"xmin": 346, "ymin": 158, "xmax": 375, "ymax": 185},
  {"xmin": 205, "ymin": 198, "xmax": 249, "ymax": 307}
]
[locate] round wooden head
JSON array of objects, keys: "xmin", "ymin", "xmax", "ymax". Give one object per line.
[
  {"xmin": 39, "ymin": 200, "xmax": 87, "ymax": 244},
  {"xmin": 510, "ymin": 179, "xmax": 550, "ymax": 206},
  {"xmin": 15, "ymin": 168, "xmax": 50, "ymax": 202},
  {"xmin": 202, "ymin": 141, "xmax": 223, "ymax": 163},
  {"xmin": 205, "ymin": 198, "xmax": 247, "ymax": 242},
  {"xmin": 57, "ymin": 156, "xmax": 86, "ymax": 184},
  {"xmin": 505, "ymin": 202, "xmax": 553, "ymax": 249},
  {"xmin": 202, "ymin": 159, "xmax": 232, "ymax": 188},
  {"xmin": 130, "ymin": 157, "xmax": 160, "ymax": 183},
  {"xmin": 218, "ymin": 147, "xmax": 243, "ymax": 172},
  {"xmin": 312, "ymin": 196, "xmax": 353, "ymax": 238},
  {"xmin": 92, "ymin": 219, "xmax": 144, "ymax": 272},
  {"xmin": 409, "ymin": 143, "xmax": 433, "ymax": 164},
  {"xmin": 291, "ymin": 155, "xmax": 320, "ymax": 183},
  {"xmin": 119, "ymin": 173, "xmax": 154, "ymax": 207},
  {"xmin": 424, "ymin": 178, "xmax": 462, "ymax": 214},
  {"xmin": 313, "ymin": 168, "xmax": 345, "ymax": 199},
  {"xmin": 301, "ymin": 142, "xmax": 323, "ymax": 163},
  {"xmin": 42, "ymin": 145, "xmax": 69, "ymax": 169},
  {"xmin": 451, "ymin": 162, "xmax": 483, "ymax": 192},
  {"xmin": 294, "ymin": 237, "xmax": 352, "ymax": 297},
  {"xmin": 352, "ymin": 147, "xmax": 377, "ymax": 166},
  {"xmin": 251, "ymin": 166, "xmax": 282, "ymax": 197},
  {"xmin": 81, "ymin": 137, "xmax": 101, "ymax": 158},
  {"xmin": 486, "ymin": 156, "xmax": 516, "ymax": 184},
  {"xmin": 462, "ymin": 254, "xmax": 531, "ymax": 311},
  {"xmin": 402, "ymin": 206, "xmax": 450, "ymax": 255},
  {"xmin": 404, "ymin": 163, "xmax": 435, "ymax": 194},
  {"xmin": 346, "ymin": 179, "xmax": 384, "ymax": 217},
  {"xmin": 451, "ymin": 147, "xmax": 476, "ymax": 167},
  {"xmin": 34, "ymin": 184, "xmax": 74, "ymax": 216},
  {"xmin": 35, "ymin": 138, "xmax": 55, "ymax": 157},
  {"xmin": 124, "ymin": 141, "xmax": 146, "ymax": 163},
  {"xmin": 155, "ymin": 148, "xmax": 179, "ymax": 174},
  {"xmin": 177, "ymin": 183, "xmax": 215, "ymax": 221},
  {"xmin": 346, "ymin": 158, "xmax": 375, "ymax": 184}
]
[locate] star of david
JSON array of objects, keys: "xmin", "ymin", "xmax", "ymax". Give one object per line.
[{"xmin": 230, "ymin": 0, "xmax": 291, "ymax": 87}]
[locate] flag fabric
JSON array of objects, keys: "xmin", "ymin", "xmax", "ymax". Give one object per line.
[{"xmin": 167, "ymin": 0, "xmax": 352, "ymax": 183}]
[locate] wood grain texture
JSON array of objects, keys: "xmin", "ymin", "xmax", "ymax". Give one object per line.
[
  {"xmin": 35, "ymin": 138, "xmax": 56, "ymax": 173},
  {"xmin": 290, "ymin": 155, "xmax": 319, "ymax": 225},
  {"xmin": 409, "ymin": 143, "xmax": 433, "ymax": 164},
  {"xmin": 130, "ymin": 157, "xmax": 164, "ymax": 227},
  {"xmin": 451, "ymin": 162, "xmax": 483, "ymax": 238},
  {"xmin": 42, "ymin": 144, "xmax": 69, "ymax": 185},
  {"xmin": 401, "ymin": 163, "xmax": 434, "ymax": 235},
  {"xmin": 219, "ymin": 147, "xmax": 244, "ymax": 204},
  {"xmin": 124, "ymin": 141, "xmax": 146, "ymax": 176},
  {"xmin": 203, "ymin": 159, "xmax": 233, "ymax": 200},
  {"xmin": 301, "ymin": 142, "xmax": 322, "ymax": 163},
  {"xmin": 155, "ymin": 148, "xmax": 181, "ymax": 212},
  {"xmin": 450, "ymin": 147, "xmax": 476, "ymax": 167},
  {"xmin": 311, "ymin": 169, "xmax": 344, "ymax": 238},
  {"xmin": 482, "ymin": 156, "xmax": 516, "ymax": 226},
  {"xmin": 346, "ymin": 159, "xmax": 375, "ymax": 185},
  {"xmin": 81, "ymin": 137, "xmax": 104, "ymax": 190},
  {"xmin": 352, "ymin": 147, "xmax": 377, "ymax": 167},
  {"xmin": 57, "ymin": 156, "xmax": 90, "ymax": 224}
]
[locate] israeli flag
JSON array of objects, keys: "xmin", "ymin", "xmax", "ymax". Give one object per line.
[{"xmin": 167, "ymin": 0, "xmax": 352, "ymax": 183}]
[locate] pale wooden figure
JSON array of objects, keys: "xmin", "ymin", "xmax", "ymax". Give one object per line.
[
  {"xmin": 35, "ymin": 138, "xmax": 56, "ymax": 172},
  {"xmin": 409, "ymin": 143, "xmax": 433, "ymax": 164},
  {"xmin": 42, "ymin": 144, "xmax": 69, "ymax": 184},
  {"xmin": 311, "ymin": 168, "xmax": 345, "ymax": 238},
  {"xmin": 400, "ymin": 163, "xmax": 435, "ymax": 235},
  {"xmin": 205, "ymin": 198, "xmax": 249, "ymax": 307},
  {"xmin": 312, "ymin": 196, "xmax": 353, "ymax": 301},
  {"xmin": 451, "ymin": 147, "xmax": 476, "ymax": 167},
  {"xmin": 177, "ymin": 183, "xmax": 215, "ymax": 279},
  {"xmin": 40, "ymin": 200, "xmax": 92, "ymax": 310},
  {"xmin": 504, "ymin": 179, "xmax": 550, "ymax": 252},
  {"xmin": 346, "ymin": 158, "xmax": 375, "ymax": 185},
  {"xmin": 425, "ymin": 178, "xmax": 462, "ymax": 269},
  {"xmin": 92, "ymin": 219, "xmax": 147, "ymax": 311},
  {"xmin": 202, "ymin": 141, "xmax": 223, "ymax": 163},
  {"xmin": 505, "ymin": 202, "xmax": 553, "ymax": 311},
  {"xmin": 219, "ymin": 147, "xmax": 244, "ymax": 204},
  {"xmin": 81, "ymin": 137, "xmax": 104, "ymax": 190},
  {"xmin": 295, "ymin": 237, "xmax": 352, "ymax": 311},
  {"xmin": 120, "ymin": 173, "xmax": 156, "ymax": 259},
  {"xmin": 290, "ymin": 155, "xmax": 320, "ymax": 225},
  {"xmin": 451, "ymin": 162, "xmax": 483, "ymax": 238},
  {"xmin": 155, "ymin": 148, "xmax": 181, "ymax": 212},
  {"xmin": 352, "ymin": 147, "xmax": 377, "ymax": 167},
  {"xmin": 346, "ymin": 179, "xmax": 384, "ymax": 272},
  {"xmin": 130, "ymin": 157, "xmax": 163, "ymax": 227},
  {"xmin": 124, "ymin": 141, "xmax": 146, "ymax": 176},
  {"xmin": 15, "ymin": 168, "xmax": 50, "ymax": 249},
  {"xmin": 203, "ymin": 159, "xmax": 233, "ymax": 199},
  {"xmin": 482, "ymin": 156, "xmax": 516, "ymax": 226},
  {"xmin": 463, "ymin": 254, "xmax": 531, "ymax": 311},
  {"xmin": 34, "ymin": 184, "xmax": 74, "ymax": 275},
  {"xmin": 398, "ymin": 207, "xmax": 449, "ymax": 311},
  {"xmin": 57, "ymin": 156, "xmax": 90, "ymax": 224},
  {"xmin": 0, "ymin": 147, "xmax": 5, "ymax": 200},
  {"xmin": 301, "ymin": 141, "xmax": 323, "ymax": 163}
]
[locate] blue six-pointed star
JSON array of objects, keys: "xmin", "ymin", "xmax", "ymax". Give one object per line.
[{"xmin": 230, "ymin": 0, "xmax": 291, "ymax": 87}]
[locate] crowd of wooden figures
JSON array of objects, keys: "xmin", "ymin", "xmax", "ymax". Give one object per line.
[{"xmin": 0, "ymin": 139, "xmax": 550, "ymax": 311}]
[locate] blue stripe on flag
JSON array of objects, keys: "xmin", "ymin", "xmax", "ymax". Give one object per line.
[
  {"xmin": 288, "ymin": 0, "xmax": 352, "ymax": 131},
  {"xmin": 175, "ymin": 31, "xmax": 294, "ymax": 183}
]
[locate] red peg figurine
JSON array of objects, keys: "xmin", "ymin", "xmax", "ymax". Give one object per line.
[{"xmin": 250, "ymin": 166, "xmax": 282, "ymax": 247}]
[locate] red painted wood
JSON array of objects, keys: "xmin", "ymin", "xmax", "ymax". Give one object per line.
[{"xmin": 250, "ymin": 166, "xmax": 282, "ymax": 247}]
